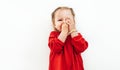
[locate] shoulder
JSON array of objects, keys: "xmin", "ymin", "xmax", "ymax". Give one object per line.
[{"xmin": 49, "ymin": 31, "xmax": 60, "ymax": 37}]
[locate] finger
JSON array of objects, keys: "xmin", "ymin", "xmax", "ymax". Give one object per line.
[
  {"xmin": 66, "ymin": 20, "xmax": 71, "ymax": 25},
  {"xmin": 67, "ymin": 18, "xmax": 75, "ymax": 25},
  {"xmin": 65, "ymin": 20, "xmax": 68, "ymax": 25}
]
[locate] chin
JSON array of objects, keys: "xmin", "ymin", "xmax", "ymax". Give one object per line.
[
  {"xmin": 54, "ymin": 28, "xmax": 61, "ymax": 32},
  {"xmin": 58, "ymin": 30, "xmax": 61, "ymax": 32}
]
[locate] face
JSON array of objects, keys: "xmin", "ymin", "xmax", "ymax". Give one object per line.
[{"xmin": 54, "ymin": 9, "xmax": 74, "ymax": 31}]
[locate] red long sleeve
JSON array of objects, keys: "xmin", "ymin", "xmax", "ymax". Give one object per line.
[
  {"xmin": 71, "ymin": 33, "xmax": 88, "ymax": 54},
  {"xmin": 48, "ymin": 31, "xmax": 64, "ymax": 53},
  {"xmin": 48, "ymin": 31, "xmax": 88, "ymax": 70}
]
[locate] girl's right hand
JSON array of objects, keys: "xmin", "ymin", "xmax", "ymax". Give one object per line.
[{"xmin": 61, "ymin": 23, "xmax": 69, "ymax": 34}]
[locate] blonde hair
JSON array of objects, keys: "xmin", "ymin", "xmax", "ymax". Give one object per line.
[{"xmin": 51, "ymin": 6, "xmax": 75, "ymax": 30}]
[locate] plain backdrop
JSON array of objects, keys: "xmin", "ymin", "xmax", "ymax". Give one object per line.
[{"xmin": 0, "ymin": 0, "xmax": 120, "ymax": 70}]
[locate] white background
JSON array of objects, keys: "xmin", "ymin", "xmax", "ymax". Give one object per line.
[{"xmin": 0, "ymin": 0, "xmax": 120, "ymax": 70}]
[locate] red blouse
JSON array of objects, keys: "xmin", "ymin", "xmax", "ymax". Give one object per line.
[{"xmin": 48, "ymin": 31, "xmax": 88, "ymax": 70}]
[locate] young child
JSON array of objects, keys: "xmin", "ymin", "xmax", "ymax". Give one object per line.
[{"xmin": 48, "ymin": 6, "xmax": 88, "ymax": 70}]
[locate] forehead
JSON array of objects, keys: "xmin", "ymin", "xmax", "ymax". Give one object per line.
[{"xmin": 55, "ymin": 9, "xmax": 73, "ymax": 18}]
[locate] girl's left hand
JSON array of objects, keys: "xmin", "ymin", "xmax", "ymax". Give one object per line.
[{"xmin": 66, "ymin": 18, "xmax": 76, "ymax": 32}]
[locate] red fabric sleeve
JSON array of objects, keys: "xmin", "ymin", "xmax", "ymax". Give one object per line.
[
  {"xmin": 48, "ymin": 31, "xmax": 64, "ymax": 53},
  {"xmin": 71, "ymin": 33, "xmax": 88, "ymax": 54}
]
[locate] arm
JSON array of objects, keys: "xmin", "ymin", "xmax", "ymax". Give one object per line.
[
  {"xmin": 71, "ymin": 32, "xmax": 88, "ymax": 54},
  {"xmin": 48, "ymin": 35, "xmax": 64, "ymax": 53},
  {"xmin": 58, "ymin": 30, "xmax": 68, "ymax": 43},
  {"xmin": 48, "ymin": 23, "xmax": 69, "ymax": 53},
  {"xmin": 66, "ymin": 18, "xmax": 88, "ymax": 54},
  {"xmin": 58, "ymin": 23, "xmax": 69, "ymax": 42}
]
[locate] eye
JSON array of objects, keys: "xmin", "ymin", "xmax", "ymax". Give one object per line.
[{"xmin": 58, "ymin": 19, "xmax": 62, "ymax": 21}]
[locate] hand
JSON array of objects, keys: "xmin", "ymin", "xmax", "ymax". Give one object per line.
[
  {"xmin": 61, "ymin": 23, "xmax": 69, "ymax": 34},
  {"xmin": 66, "ymin": 18, "xmax": 76, "ymax": 33},
  {"xmin": 58, "ymin": 23, "xmax": 69, "ymax": 43}
]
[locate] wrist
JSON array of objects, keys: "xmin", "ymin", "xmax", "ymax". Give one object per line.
[
  {"xmin": 69, "ymin": 29, "xmax": 77, "ymax": 34},
  {"xmin": 69, "ymin": 29, "xmax": 78, "ymax": 38},
  {"xmin": 61, "ymin": 30, "xmax": 68, "ymax": 35}
]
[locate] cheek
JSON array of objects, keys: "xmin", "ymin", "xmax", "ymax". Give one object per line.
[
  {"xmin": 55, "ymin": 22, "xmax": 62, "ymax": 27},
  {"xmin": 55, "ymin": 22, "xmax": 63, "ymax": 31}
]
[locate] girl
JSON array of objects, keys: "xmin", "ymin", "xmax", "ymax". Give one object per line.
[{"xmin": 48, "ymin": 6, "xmax": 88, "ymax": 70}]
